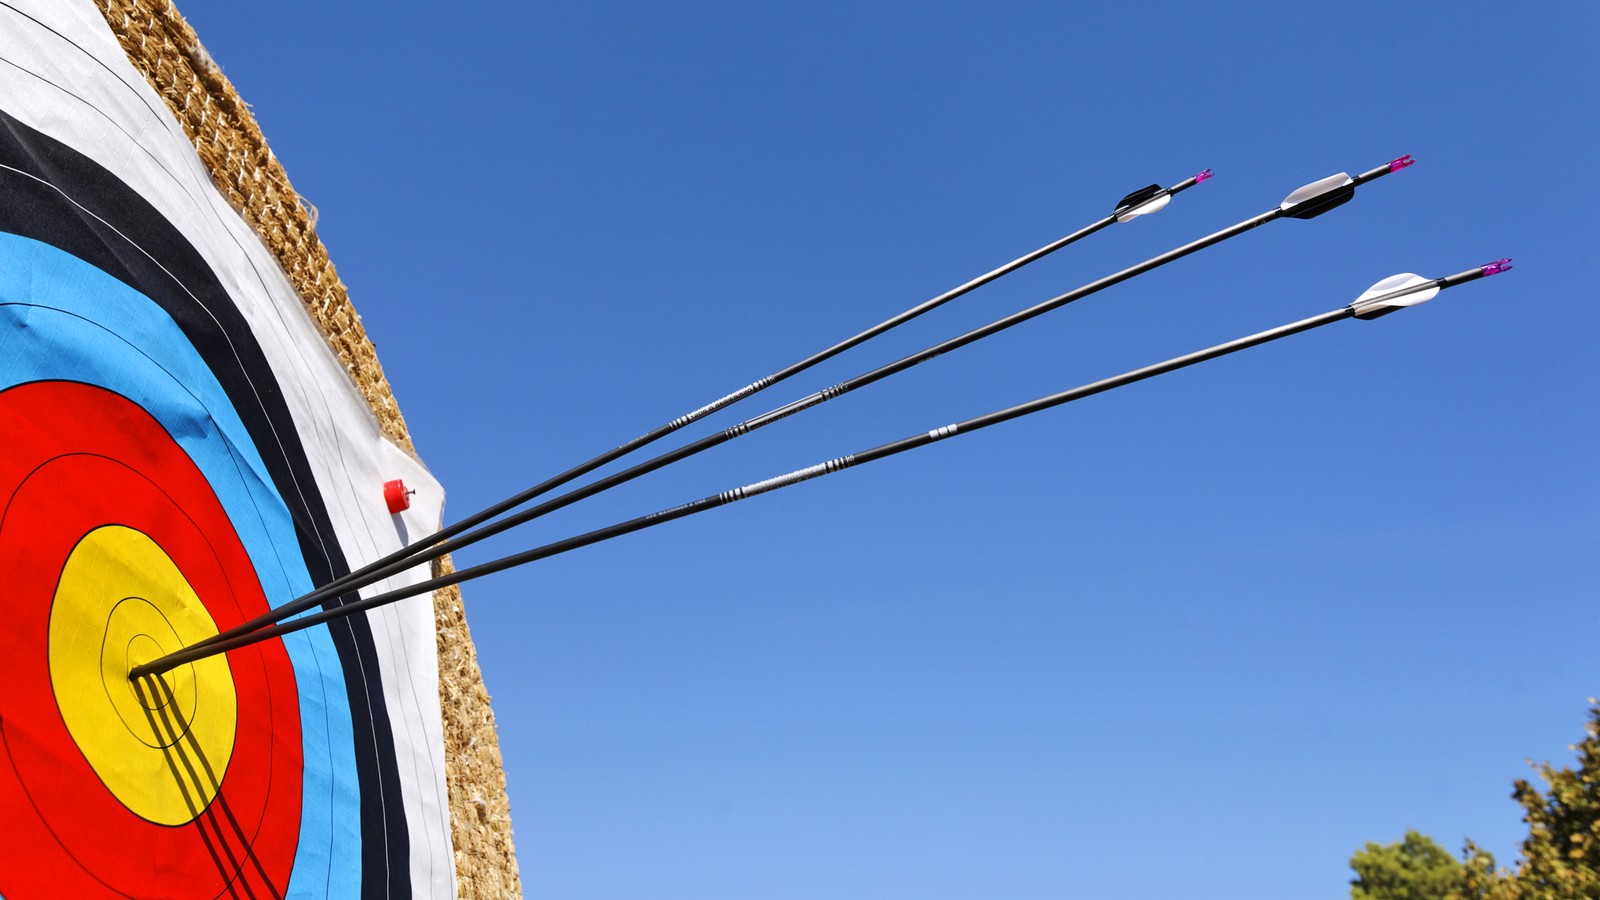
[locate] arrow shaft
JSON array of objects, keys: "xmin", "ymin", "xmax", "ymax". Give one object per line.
[{"xmin": 174, "ymin": 172, "xmax": 1206, "ymax": 658}]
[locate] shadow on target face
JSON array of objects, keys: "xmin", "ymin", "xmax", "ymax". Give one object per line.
[{"xmin": 133, "ymin": 672, "xmax": 281, "ymax": 898}]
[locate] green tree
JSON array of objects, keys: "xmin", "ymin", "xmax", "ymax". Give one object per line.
[
  {"xmin": 1352, "ymin": 699, "xmax": 1600, "ymax": 900},
  {"xmin": 1496, "ymin": 700, "xmax": 1600, "ymax": 898},
  {"xmin": 1350, "ymin": 830, "xmax": 1466, "ymax": 900},
  {"xmin": 1457, "ymin": 840, "xmax": 1515, "ymax": 900}
]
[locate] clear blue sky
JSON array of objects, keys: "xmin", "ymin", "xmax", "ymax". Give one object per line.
[{"xmin": 175, "ymin": 2, "xmax": 1596, "ymax": 896}]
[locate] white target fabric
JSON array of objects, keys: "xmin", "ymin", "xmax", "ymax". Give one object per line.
[{"xmin": 0, "ymin": 2, "xmax": 456, "ymax": 895}]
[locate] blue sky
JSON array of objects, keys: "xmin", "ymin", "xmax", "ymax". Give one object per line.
[{"xmin": 175, "ymin": 1, "xmax": 1596, "ymax": 896}]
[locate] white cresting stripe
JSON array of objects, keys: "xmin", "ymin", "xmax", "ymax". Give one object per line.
[
  {"xmin": 720, "ymin": 455, "xmax": 853, "ymax": 503},
  {"xmin": 669, "ymin": 378, "xmax": 769, "ymax": 428}
]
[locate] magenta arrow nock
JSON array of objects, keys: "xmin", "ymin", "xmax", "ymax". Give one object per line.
[
  {"xmin": 1480, "ymin": 258, "xmax": 1513, "ymax": 276},
  {"xmin": 1193, "ymin": 168, "xmax": 1214, "ymax": 184},
  {"xmin": 1388, "ymin": 154, "xmax": 1415, "ymax": 172}
]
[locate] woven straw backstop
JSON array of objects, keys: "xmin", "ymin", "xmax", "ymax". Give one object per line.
[{"xmin": 92, "ymin": 2, "xmax": 522, "ymax": 896}]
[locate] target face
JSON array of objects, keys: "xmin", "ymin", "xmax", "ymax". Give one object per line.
[{"xmin": 0, "ymin": 17, "xmax": 455, "ymax": 894}]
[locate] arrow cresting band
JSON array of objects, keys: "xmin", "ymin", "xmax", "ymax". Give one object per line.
[
  {"xmin": 667, "ymin": 378, "xmax": 773, "ymax": 430},
  {"xmin": 719, "ymin": 456, "xmax": 858, "ymax": 503}
]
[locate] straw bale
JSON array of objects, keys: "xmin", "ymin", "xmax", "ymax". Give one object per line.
[
  {"xmin": 433, "ymin": 556, "xmax": 522, "ymax": 898},
  {"xmin": 92, "ymin": 2, "xmax": 522, "ymax": 896}
]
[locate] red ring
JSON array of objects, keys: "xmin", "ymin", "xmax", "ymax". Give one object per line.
[{"xmin": 0, "ymin": 382, "xmax": 301, "ymax": 899}]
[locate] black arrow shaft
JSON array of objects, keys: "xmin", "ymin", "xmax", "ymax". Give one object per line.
[
  {"xmin": 132, "ymin": 303, "xmax": 1361, "ymax": 676},
  {"xmin": 174, "ymin": 173, "xmax": 1205, "ymax": 658}
]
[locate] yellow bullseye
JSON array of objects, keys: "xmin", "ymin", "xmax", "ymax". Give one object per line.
[{"xmin": 48, "ymin": 526, "xmax": 238, "ymax": 825}]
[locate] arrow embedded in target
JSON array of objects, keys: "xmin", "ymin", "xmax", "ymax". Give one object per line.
[{"xmin": 131, "ymin": 252, "xmax": 1507, "ymax": 677}]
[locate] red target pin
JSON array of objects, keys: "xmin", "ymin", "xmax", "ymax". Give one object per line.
[{"xmin": 383, "ymin": 479, "xmax": 415, "ymax": 514}]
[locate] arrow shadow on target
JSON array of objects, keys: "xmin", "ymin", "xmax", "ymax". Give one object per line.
[{"xmin": 134, "ymin": 674, "xmax": 282, "ymax": 900}]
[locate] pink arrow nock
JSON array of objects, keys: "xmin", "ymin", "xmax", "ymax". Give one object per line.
[
  {"xmin": 1194, "ymin": 168, "xmax": 1214, "ymax": 184},
  {"xmin": 1480, "ymin": 258, "xmax": 1513, "ymax": 276},
  {"xmin": 1388, "ymin": 154, "xmax": 1415, "ymax": 172}
]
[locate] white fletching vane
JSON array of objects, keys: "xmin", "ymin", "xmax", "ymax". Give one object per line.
[
  {"xmin": 1349, "ymin": 273, "xmax": 1441, "ymax": 319},
  {"xmin": 1114, "ymin": 191, "xmax": 1171, "ymax": 222},
  {"xmin": 1281, "ymin": 172, "xmax": 1354, "ymax": 210}
]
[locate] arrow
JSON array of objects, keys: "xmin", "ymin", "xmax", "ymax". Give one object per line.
[
  {"xmin": 151, "ymin": 168, "xmax": 1211, "ymax": 665},
  {"xmin": 130, "ymin": 252, "xmax": 1507, "ymax": 679},
  {"xmin": 143, "ymin": 156, "xmax": 1410, "ymax": 664}
]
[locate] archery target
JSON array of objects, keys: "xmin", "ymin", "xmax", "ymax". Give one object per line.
[{"xmin": 0, "ymin": 2, "xmax": 456, "ymax": 896}]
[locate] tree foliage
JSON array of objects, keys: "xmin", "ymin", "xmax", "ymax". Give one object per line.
[
  {"xmin": 1494, "ymin": 699, "xmax": 1600, "ymax": 898},
  {"xmin": 1350, "ymin": 830, "xmax": 1465, "ymax": 900},
  {"xmin": 1352, "ymin": 700, "xmax": 1600, "ymax": 900}
]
